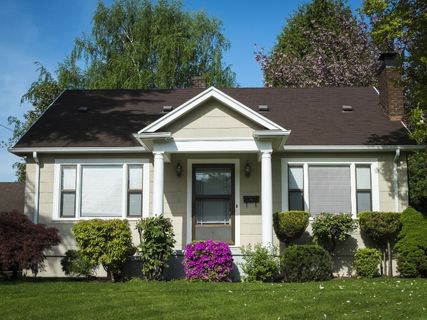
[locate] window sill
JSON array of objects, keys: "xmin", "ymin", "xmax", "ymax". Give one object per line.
[{"xmin": 52, "ymin": 217, "xmax": 143, "ymax": 222}]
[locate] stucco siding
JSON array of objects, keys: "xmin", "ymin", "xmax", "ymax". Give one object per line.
[{"xmin": 164, "ymin": 100, "xmax": 263, "ymax": 139}]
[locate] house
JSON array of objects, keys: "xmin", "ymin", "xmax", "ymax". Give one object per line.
[
  {"xmin": 0, "ymin": 182, "xmax": 25, "ymax": 214},
  {"xmin": 9, "ymin": 53, "xmax": 421, "ymax": 277}
]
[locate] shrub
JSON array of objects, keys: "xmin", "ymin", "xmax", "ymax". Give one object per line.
[
  {"xmin": 136, "ymin": 215, "xmax": 176, "ymax": 280},
  {"xmin": 312, "ymin": 213, "xmax": 357, "ymax": 252},
  {"xmin": 72, "ymin": 219, "xmax": 134, "ymax": 282},
  {"xmin": 240, "ymin": 244, "xmax": 279, "ymax": 282},
  {"xmin": 358, "ymin": 211, "xmax": 401, "ymax": 276},
  {"xmin": 354, "ymin": 248, "xmax": 381, "ymax": 278},
  {"xmin": 60, "ymin": 250, "xmax": 97, "ymax": 278},
  {"xmin": 183, "ymin": 240, "xmax": 233, "ymax": 282},
  {"xmin": 0, "ymin": 211, "xmax": 60, "ymax": 278},
  {"xmin": 273, "ymin": 211, "xmax": 309, "ymax": 244},
  {"xmin": 395, "ymin": 207, "xmax": 427, "ymax": 277},
  {"xmin": 281, "ymin": 245, "xmax": 332, "ymax": 282}
]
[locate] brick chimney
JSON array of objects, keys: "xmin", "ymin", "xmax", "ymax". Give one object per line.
[
  {"xmin": 191, "ymin": 76, "xmax": 207, "ymax": 89},
  {"xmin": 377, "ymin": 52, "xmax": 404, "ymax": 121}
]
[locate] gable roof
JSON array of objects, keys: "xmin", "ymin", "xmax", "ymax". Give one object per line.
[
  {"xmin": 0, "ymin": 182, "xmax": 25, "ymax": 213},
  {"xmin": 139, "ymin": 87, "xmax": 288, "ymax": 133},
  {"xmin": 11, "ymin": 87, "xmax": 415, "ymax": 150}
]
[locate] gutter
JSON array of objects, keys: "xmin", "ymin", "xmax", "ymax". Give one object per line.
[
  {"xmin": 33, "ymin": 152, "xmax": 40, "ymax": 224},
  {"xmin": 283, "ymin": 145, "xmax": 423, "ymax": 152},
  {"xmin": 393, "ymin": 147, "xmax": 401, "ymax": 212}
]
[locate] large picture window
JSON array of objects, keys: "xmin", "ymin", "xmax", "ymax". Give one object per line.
[
  {"xmin": 55, "ymin": 161, "xmax": 147, "ymax": 219},
  {"xmin": 283, "ymin": 160, "xmax": 377, "ymax": 218}
]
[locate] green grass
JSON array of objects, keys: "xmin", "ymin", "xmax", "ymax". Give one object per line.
[{"xmin": 0, "ymin": 279, "xmax": 426, "ymax": 319}]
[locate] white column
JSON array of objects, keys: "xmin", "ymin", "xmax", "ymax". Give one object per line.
[
  {"xmin": 153, "ymin": 152, "xmax": 165, "ymax": 216},
  {"xmin": 261, "ymin": 151, "xmax": 273, "ymax": 246}
]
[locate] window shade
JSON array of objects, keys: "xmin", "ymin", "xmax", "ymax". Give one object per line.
[
  {"xmin": 308, "ymin": 166, "xmax": 351, "ymax": 216},
  {"xmin": 81, "ymin": 165, "xmax": 123, "ymax": 217}
]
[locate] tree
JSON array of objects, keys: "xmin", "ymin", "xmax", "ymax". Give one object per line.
[
  {"xmin": 362, "ymin": 0, "xmax": 427, "ymax": 213},
  {"xmin": 0, "ymin": 211, "xmax": 60, "ymax": 278},
  {"xmin": 256, "ymin": 0, "xmax": 378, "ymax": 87},
  {"xmin": 4, "ymin": 0, "xmax": 236, "ymax": 180}
]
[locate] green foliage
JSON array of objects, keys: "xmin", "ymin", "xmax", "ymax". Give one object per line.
[
  {"xmin": 362, "ymin": 0, "xmax": 427, "ymax": 144},
  {"xmin": 273, "ymin": 211, "xmax": 309, "ymax": 244},
  {"xmin": 358, "ymin": 211, "xmax": 401, "ymax": 244},
  {"xmin": 60, "ymin": 250, "xmax": 97, "ymax": 278},
  {"xmin": 239, "ymin": 244, "xmax": 280, "ymax": 282},
  {"xmin": 312, "ymin": 213, "xmax": 358, "ymax": 252},
  {"xmin": 408, "ymin": 149, "xmax": 427, "ymax": 213},
  {"xmin": 4, "ymin": 0, "xmax": 235, "ymax": 179},
  {"xmin": 281, "ymin": 245, "xmax": 332, "ymax": 282},
  {"xmin": 136, "ymin": 215, "xmax": 176, "ymax": 280},
  {"xmin": 396, "ymin": 207, "xmax": 427, "ymax": 277},
  {"xmin": 72, "ymin": 219, "xmax": 135, "ymax": 282},
  {"xmin": 354, "ymin": 248, "xmax": 382, "ymax": 278}
]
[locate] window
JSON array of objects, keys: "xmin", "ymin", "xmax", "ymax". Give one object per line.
[
  {"xmin": 288, "ymin": 166, "xmax": 304, "ymax": 211},
  {"xmin": 55, "ymin": 161, "xmax": 147, "ymax": 219},
  {"xmin": 308, "ymin": 165, "xmax": 351, "ymax": 216},
  {"xmin": 356, "ymin": 165, "xmax": 372, "ymax": 212},
  {"xmin": 128, "ymin": 165, "xmax": 143, "ymax": 217},
  {"xmin": 283, "ymin": 160, "xmax": 377, "ymax": 218},
  {"xmin": 60, "ymin": 166, "xmax": 76, "ymax": 217}
]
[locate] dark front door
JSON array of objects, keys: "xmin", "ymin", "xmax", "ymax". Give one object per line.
[{"xmin": 192, "ymin": 164, "xmax": 235, "ymax": 244}]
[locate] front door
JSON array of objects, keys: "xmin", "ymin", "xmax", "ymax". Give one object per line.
[{"xmin": 192, "ymin": 164, "xmax": 235, "ymax": 244}]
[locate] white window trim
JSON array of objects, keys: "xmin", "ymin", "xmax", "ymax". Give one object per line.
[
  {"xmin": 53, "ymin": 158, "xmax": 150, "ymax": 221},
  {"xmin": 281, "ymin": 158, "xmax": 379, "ymax": 219},
  {"xmin": 186, "ymin": 159, "xmax": 240, "ymax": 247}
]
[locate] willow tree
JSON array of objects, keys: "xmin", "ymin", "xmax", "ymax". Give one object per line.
[
  {"xmin": 256, "ymin": 0, "xmax": 378, "ymax": 87},
  {"xmin": 5, "ymin": 0, "xmax": 235, "ymax": 181}
]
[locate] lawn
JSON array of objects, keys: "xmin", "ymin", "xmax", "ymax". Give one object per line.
[{"xmin": 0, "ymin": 278, "xmax": 426, "ymax": 319}]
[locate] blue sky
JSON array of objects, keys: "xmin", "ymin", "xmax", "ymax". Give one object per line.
[{"xmin": 0, "ymin": 0, "xmax": 362, "ymax": 181}]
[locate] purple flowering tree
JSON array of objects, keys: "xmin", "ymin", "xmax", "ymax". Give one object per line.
[
  {"xmin": 183, "ymin": 240, "xmax": 233, "ymax": 282},
  {"xmin": 256, "ymin": 0, "xmax": 378, "ymax": 88}
]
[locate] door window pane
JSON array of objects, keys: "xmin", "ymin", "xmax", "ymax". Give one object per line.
[
  {"xmin": 195, "ymin": 168, "xmax": 231, "ymax": 195},
  {"xmin": 81, "ymin": 165, "xmax": 123, "ymax": 217},
  {"xmin": 196, "ymin": 199, "xmax": 230, "ymax": 224}
]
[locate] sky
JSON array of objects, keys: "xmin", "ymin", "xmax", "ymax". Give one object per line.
[{"xmin": 0, "ymin": 0, "xmax": 363, "ymax": 181}]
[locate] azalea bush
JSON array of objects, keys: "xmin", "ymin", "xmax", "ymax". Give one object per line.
[{"xmin": 183, "ymin": 240, "xmax": 233, "ymax": 282}]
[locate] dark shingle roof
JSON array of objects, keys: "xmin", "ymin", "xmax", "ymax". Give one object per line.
[
  {"xmin": 0, "ymin": 182, "xmax": 25, "ymax": 213},
  {"xmin": 13, "ymin": 87, "xmax": 413, "ymax": 148}
]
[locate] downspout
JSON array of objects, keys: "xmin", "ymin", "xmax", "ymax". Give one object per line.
[
  {"xmin": 393, "ymin": 147, "xmax": 401, "ymax": 212},
  {"xmin": 33, "ymin": 151, "xmax": 40, "ymax": 224}
]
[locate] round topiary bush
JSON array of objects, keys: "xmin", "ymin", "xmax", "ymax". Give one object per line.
[
  {"xmin": 183, "ymin": 240, "xmax": 233, "ymax": 282},
  {"xmin": 354, "ymin": 248, "xmax": 381, "ymax": 278},
  {"xmin": 273, "ymin": 211, "xmax": 310, "ymax": 244},
  {"xmin": 281, "ymin": 244, "xmax": 332, "ymax": 282}
]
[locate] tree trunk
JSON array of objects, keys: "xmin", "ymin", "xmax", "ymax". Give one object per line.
[
  {"xmin": 383, "ymin": 250, "xmax": 387, "ymax": 276},
  {"xmin": 387, "ymin": 240, "xmax": 393, "ymax": 277}
]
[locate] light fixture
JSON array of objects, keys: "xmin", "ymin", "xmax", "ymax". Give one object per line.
[
  {"xmin": 176, "ymin": 162, "xmax": 182, "ymax": 177},
  {"xmin": 244, "ymin": 162, "xmax": 251, "ymax": 177}
]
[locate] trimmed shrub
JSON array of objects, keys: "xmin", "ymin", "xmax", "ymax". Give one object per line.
[
  {"xmin": 354, "ymin": 248, "xmax": 381, "ymax": 278},
  {"xmin": 396, "ymin": 207, "xmax": 427, "ymax": 277},
  {"xmin": 358, "ymin": 211, "xmax": 401, "ymax": 276},
  {"xmin": 281, "ymin": 245, "xmax": 332, "ymax": 282},
  {"xmin": 0, "ymin": 211, "xmax": 60, "ymax": 278},
  {"xmin": 240, "ymin": 244, "xmax": 279, "ymax": 282},
  {"xmin": 60, "ymin": 250, "xmax": 97, "ymax": 278},
  {"xmin": 136, "ymin": 215, "xmax": 176, "ymax": 280},
  {"xmin": 72, "ymin": 219, "xmax": 134, "ymax": 282},
  {"xmin": 312, "ymin": 213, "xmax": 357, "ymax": 252},
  {"xmin": 273, "ymin": 211, "xmax": 310, "ymax": 244},
  {"xmin": 183, "ymin": 240, "xmax": 233, "ymax": 282}
]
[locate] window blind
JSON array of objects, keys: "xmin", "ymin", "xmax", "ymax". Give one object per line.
[{"xmin": 308, "ymin": 165, "xmax": 351, "ymax": 216}]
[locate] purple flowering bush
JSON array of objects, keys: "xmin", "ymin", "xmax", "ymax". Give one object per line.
[{"xmin": 183, "ymin": 240, "xmax": 233, "ymax": 282}]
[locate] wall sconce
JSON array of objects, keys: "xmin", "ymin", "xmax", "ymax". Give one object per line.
[
  {"xmin": 176, "ymin": 162, "xmax": 183, "ymax": 177},
  {"xmin": 244, "ymin": 162, "xmax": 251, "ymax": 177}
]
